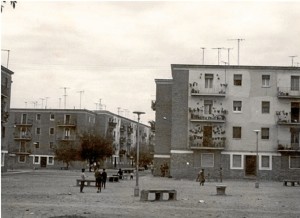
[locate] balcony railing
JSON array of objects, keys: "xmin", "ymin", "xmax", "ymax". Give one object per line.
[
  {"xmin": 56, "ymin": 136, "xmax": 76, "ymax": 141},
  {"xmin": 277, "ymin": 87, "xmax": 300, "ymax": 99},
  {"xmin": 13, "ymin": 134, "xmax": 32, "ymax": 141},
  {"xmin": 190, "ymin": 86, "xmax": 226, "ymax": 97},
  {"xmin": 276, "ymin": 112, "xmax": 300, "ymax": 125},
  {"xmin": 190, "ymin": 113, "xmax": 226, "ymax": 123},
  {"xmin": 108, "ymin": 119, "xmax": 117, "ymax": 128},
  {"xmin": 15, "ymin": 120, "xmax": 33, "ymax": 127},
  {"xmin": 127, "ymin": 126, "xmax": 133, "ymax": 134},
  {"xmin": 278, "ymin": 140, "xmax": 300, "ymax": 152},
  {"xmin": 190, "ymin": 138, "xmax": 226, "ymax": 150},
  {"xmin": 57, "ymin": 120, "xmax": 77, "ymax": 127}
]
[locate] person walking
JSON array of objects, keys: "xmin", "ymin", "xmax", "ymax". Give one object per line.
[
  {"xmin": 80, "ymin": 168, "xmax": 86, "ymax": 193},
  {"xmin": 102, "ymin": 169, "xmax": 107, "ymax": 189},
  {"xmin": 199, "ymin": 169, "xmax": 205, "ymax": 186},
  {"xmin": 94, "ymin": 168, "xmax": 102, "ymax": 193}
]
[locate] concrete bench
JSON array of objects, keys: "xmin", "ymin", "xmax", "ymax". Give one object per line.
[
  {"xmin": 108, "ymin": 176, "xmax": 119, "ymax": 182},
  {"xmin": 140, "ymin": 189, "xmax": 177, "ymax": 201},
  {"xmin": 216, "ymin": 184, "xmax": 227, "ymax": 195},
  {"xmin": 123, "ymin": 169, "xmax": 134, "ymax": 174},
  {"xmin": 283, "ymin": 180, "xmax": 300, "ymax": 186},
  {"xmin": 76, "ymin": 179, "xmax": 96, "ymax": 187}
]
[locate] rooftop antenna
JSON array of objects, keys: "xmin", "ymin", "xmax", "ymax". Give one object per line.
[
  {"xmin": 289, "ymin": 56, "xmax": 297, "ymax": 67},
  {"xmin": 201, "ymin": 47, "xmax": 206, "ymax": 65},
  {"xmin": 99, "ymin": 99, "xmax": 102, "ymax": 110},
  {"xmin": 228, "ymin": 38, "xmax": 245, "ymax": 65},
  {"xmin": 59, "ymin": 98, "xmax": 61, "ymax": 109},
  {"xmin": 224, "ymin": 48, "xmax": 233, "ymax": 65},
  {"xmin": 95, "ymin": 103, "xmax": 99, "ymax": 110},
  {"xmin": 212, "ymin": 48, "xmax": 224, "ymax": 65},
  {"xmin": 40, "ymin": 98, "xmax": 45, "ymax": 109},
  {"xmin": 25, "ymin": 101, "xmax": 27, "ymax": 108},
  {"xmin": 102, "ymin": 104, "xmax": 106, "ymax": 110},
  {"xmin": 296, "ymin": 62, "xmax": 299, "ymax": 67},
  {"xmin": 1, "ymin": 49, "xmax": 10, "ymax": 68},
  {"xmin": 77, "ymin": 90, "xmax": 84, "ymax": 109},
  {"xmin": 60, "ymin": 87, "xmax": 70, "ymax": 109},
  {"xmin": 45, "ymin": 97, "xmax": 49, "ymax": 109},
  {"xmin": 117, "ymin": 107, "xmax": 122, "ymax": 115}
]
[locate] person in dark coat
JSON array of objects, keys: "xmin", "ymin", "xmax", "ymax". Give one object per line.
[
  {"xmin": 94, "ymin": 168, "xmax": 102, "ymax": 193},
  {"xmin": 102, "ymin": 169, "xmax": 107, "ymax": 189},
  {"xmin": 199, "ymin": 169, "xmax": 205, "ymax": 186}
]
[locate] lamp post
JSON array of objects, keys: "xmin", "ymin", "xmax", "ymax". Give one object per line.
[
  {"xmin": 133, "ymin": 111, "xmax": 145, "ymax": 197},
  {"xmin": 33, "ymin": 142, "xmax": 38, "ymax": 170},
  {"xmin": 253, "ymin": 130, "xmax": 260, "ymax": 188}
]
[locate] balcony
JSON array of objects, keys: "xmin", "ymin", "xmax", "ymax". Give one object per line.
[
  {"xmin": 13, "ymin": 134, "xmax": 32, "ymax": 141},
  {"xmin": 120, "ymin": 125, "xmax": 126, "ymax": 132},
  {"xmin": 276, "ymin": 112, "xmax": 300, "ymax": 125},
  {"xmin": 57, "ymin": 120, "xmax": 76, "ymax": 127},
  {"xmin": 277, "ymin": 87, "xmax": 300, "ymax": 99},
  {"xmin": 127, "ymin": 126, "xmax": 133, "ymax": 134},
  {"xmin": 120, "ymin": 137, "xmax": 126, "ymax": 144},
  {"xmin": 151, "ymin": 100, "xmax": 156, "ymax": 111},
  {"xmin": 10, "ymin": 148, "xmax": 32, "ymax": 155},
  {"xmin": 190, "ymin": 86, "xmax": 226, "ymax": 97},
  {"xmin": 190, "ymin": 113, "xmax": 226, "ymax": 123},
  {"xmin": 57, "ymin": 136, "xmax": 76, "ymax": 141},
  {"xmin": 15, "ymin": 120, "xmax": 33, "ymax": 127},
  {"xmin": 190, "ymin": 138, "xmax": 226, "ymax": 150},
  {"xmin": 108, "ymin": 118, "xmax": 117, "ymax": 128},
  {"xmin": 278, "ymin": 141, "xmax": 300, "ymax": 153}
]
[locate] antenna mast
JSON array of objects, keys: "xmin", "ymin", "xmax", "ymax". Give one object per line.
[
  {"xmin": 289, "ymin": 56, "xmax": 297, "ymax": 67},
  {"xmin": 212, "ymin": 48, "xmax": 224, "ymax": 65},
  {"xmin": 201, "ymin": 47, "xmax": 206, "ymax": 65},
  {"xmin": 60, "ymin": 87, "xmax": 70, "ymax": 109},
  {"xmin": 77, "ymin": 90, "xmax": 84, "ymax": 109},
  {"xmin": 228, "ymin": 38, "xmax": 245, "ymax": 65}
]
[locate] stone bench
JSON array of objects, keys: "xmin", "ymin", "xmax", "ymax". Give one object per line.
[
  {"xmin": 216, "ymin": 184, "xmax": 227, "ymax": 195},
  {"xmin": 283, "ymin": 180, "xmax": 300, "ymax": 186},
  {"xmin": 76, "ymin": 179, "xmax": 96, "ymax": 187},
  {"xmin": 140, "ymin": 189, "xmax": 177, "ymax": 201},
  {"xmin": 108, "ymin": 176, "xmax": 119, "ymax": 182}
]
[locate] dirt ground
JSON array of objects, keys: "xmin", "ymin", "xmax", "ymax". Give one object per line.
[{"xmin": 1, "ymin": 169, "xmax": 300, "ymax": 218}]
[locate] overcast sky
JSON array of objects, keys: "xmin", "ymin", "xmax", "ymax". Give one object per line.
[{"xmin": 1, "ymin": 1, "xmax": 300, "ymax": 124}]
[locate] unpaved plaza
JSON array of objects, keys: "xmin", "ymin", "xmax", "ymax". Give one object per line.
[{"xmin": 1, "ymin": 169, "xmax": 300, "ymax": 218}]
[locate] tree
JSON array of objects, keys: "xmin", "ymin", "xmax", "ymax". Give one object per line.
[
  {"xmin": 1, "ymin": 1, "xmax": 17, "ymax": 13},
  {"xmin": 131, "ymin": 144, "xmax": 153, "ymax": 168},
  {"xmin": 79, "ymin": 132, "xmax": 114, "ymax": 171},
  {"xmin": 54, "ymin": 141, "xmax": 79, "ymax": 169}
]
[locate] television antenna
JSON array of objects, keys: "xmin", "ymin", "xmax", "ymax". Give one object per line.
[
  {"xmin": 228, "ymin": 38, "xmax": 245, "ymax": 65},
  {"xmin": 212, "ymin": 48, "xmax": 224, "ymax": 65}
]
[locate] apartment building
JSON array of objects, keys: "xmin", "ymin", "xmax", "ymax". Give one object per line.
[
  {"xmin": 1, "ymin": 66, "xmax": 14, "ymax": 172},
  {"xmin": 7, "ymin": 109, "xmax": 151, "ymax": 170},
  {"xmin": 153, "ymin": 64, "xmax": 300, "ymax": 181}
]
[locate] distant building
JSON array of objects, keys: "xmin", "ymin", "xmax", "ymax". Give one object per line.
[
  {"xmin": 7, "ymin": 109, "xmax": 151, "ymax": 170},
  {"xmin": 1, "ymin": 66, "xmax": 14, "ymax": 172},
  {"xmin": 153, "ymin": 64, "xmax": 300, "ymax": 181}
]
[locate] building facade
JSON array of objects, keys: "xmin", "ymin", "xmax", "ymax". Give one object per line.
[
  {"xmin": 1, "ymin": 66, "xmax": 14, "ymax": 172},
  {"xmin": 7, "ymin": 109, "xmax": 151, "ymax": 170},
  {"xmin": 153, "ymin": 64, "xmax": 300, "ymax": 181}
]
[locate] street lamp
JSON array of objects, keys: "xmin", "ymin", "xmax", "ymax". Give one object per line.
[
  {"xmin": 253, "ymin": 130, "xmax": 260, "ymax": 188},
  {"xmin": 133, "ymin": 111, "xmax": 145, "ymax": 197},
  {"xmin": 33, "ymin": 142, "xmax": 38, "ymax": 170}
]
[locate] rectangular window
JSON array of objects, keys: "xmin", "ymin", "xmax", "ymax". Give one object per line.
[
  {"xmin": 201, "ymin": 153, "xmax": 214, "ymax": 167},
  {"xmin": 262, "ymin": 75, "xmax": 270, "ymax": 87},
  {"xmin": 36, "ymin": 128, "xmax": 41, "ymax": 135},
  {"xmin": 48, "ymin": 157, "xmax": 54, "ymax": 165},
  {"xmin": 21, "ymin": 114, "xmax": 27, "ymax": 124},
  {"xmin": 50, "ymin": 114, "xmax": 55, "ymax": 121},
  {"xmin": 204, "ymin": 100, "xmax": 213, "ymax": 114},
  {"xmin": 64, "ymin": 128, "xmax": 70, "ymax": 139},
  {"xmin": 36, "ymin": 114, "xmax": 41, "ymax": 120},
  {"xmin": 261, "ymin": 128, "xmax": 269, "ymax": 140},
  {"xmin": 291, "ymin": 76, "xmax": 300, "ymax": 91},
  {"xmin": 2, "ymin": 126, "xmax": 5, "ymax": 138},
  {"xmin": 19, "ymin": 155, "xmax": 26, "ymax": 163},
  {"xmin": 233, "ymin": 101, "xmax": 242, "ymax": 112},
  {"xmin": 65, "ymin": 114, "xmax": 71, "ymax": 124},
  {"xmin": 205, "ymin": 74, "xmax": 213, "ymax": 88},
  {"xmin": 49, "ymin": 142, "xmax": 54, "ymax": 149},
  {"xmin": 262, "ymin": 101, "xmax": 270, "ymax": 114},
  {"xmin": 232, "ymin": 154, "xmax": 242, "ymax": 169},
  {"xmin": 34, "ymin": 142, "xmax": 40, "ymax": 149},
  {"xmin": 290, "ymin": 156, "xmax": 300, "ymax": 169},
  {"xmin": 20, "ymin": 141, "xmax": 26, "ymax": 152},
  {"xmin": 34, "ymin": 156, "xmax": 39, "ymax": 164},
  {"xmin": 49, "ymin": 128, "xmax": 55, "ymax": 135},
  {"xmin": 261, "ymin": 155, "xmax": 270, "ymax": 169},
  {"xmin": 233, "ymin": 127, "xmax": 242, "ymax": 139},
  {"xmin": 234, "ymin": 74, "xmax": 242, "ymax": 86}
]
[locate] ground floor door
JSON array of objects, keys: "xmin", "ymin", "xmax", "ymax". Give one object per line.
[
  {"xmin": 40, "ymin": 157, "xmax": 47, "ymax": 168},
  {"xmin": 245, "ymin": 155, "xmax": 256, "ymax": 176}
]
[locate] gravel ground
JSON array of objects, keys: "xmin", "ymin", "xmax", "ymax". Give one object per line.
[{"xmin": 1, "ymin": 169, "xmax": 300, "ymax": 218}]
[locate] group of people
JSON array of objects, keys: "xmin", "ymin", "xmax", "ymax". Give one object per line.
[{"xmin": 80, "ymin": 168, "xmax": 107, "ymax": 193}]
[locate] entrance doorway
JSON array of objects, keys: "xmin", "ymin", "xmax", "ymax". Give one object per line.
[
  {"xmin": 40, "ymin": 157, "xmax": 47, "ymax": 168},
  {"xmin": 245, "ymin": 155, "xmax": 256, "ymax": 176}
]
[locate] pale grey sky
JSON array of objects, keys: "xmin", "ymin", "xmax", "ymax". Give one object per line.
[{"xmin": 1, "ymin": 1, "xmax": 300, "ymax": 124}]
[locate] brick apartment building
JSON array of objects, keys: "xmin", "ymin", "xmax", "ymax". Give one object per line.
[
  {"xmin": 153, "ymin": 64, "xmax": 300, "ymax": 181},
  {"xmin": 6, "ymin": 109, "xmax": 152, "ymax": 170},
  {"xmin": 1, "ymin": 66, "xmax": 14, "ymax": 172}
]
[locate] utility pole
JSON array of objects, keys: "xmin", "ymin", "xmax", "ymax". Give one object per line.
[
  {"xmin": 224, "ymin": 48, "xmax": 233, "ymax": 65},
  {"xmin": 77, "ymin": 90, "xmax": 84, "ymax": 109},
  {"xmin": 1, "ymin": 49, "xmax": 10, "ymax": 68},
  {"xmin": 212, "ymin": 48, "xmax": 224, "ymax": 65},
  {"xmin": 60, "ymin": 87, "xmax": 70, "ymax": 109},
  {"xmin": 201, "ymin": 47, "xmax": 206, "ymax": 65},
  {"xmin": 289, "ymin": 56, "xmax": 297, "ymax": 67},
  {"xmin": 228, "ymin": 38, "xmax": 245, "ymax": 65}
]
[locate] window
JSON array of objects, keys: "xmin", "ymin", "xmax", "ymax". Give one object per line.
[
  {"xmin": 290, "ymin": 156, "xmax": 300, "ymax": 169},
  {"xmin": 64, "ymin": 128, "xmax": 70, "ymax": 139},
  {"xmin": 232, "ymin": 154, "xmax": 242, "ymax": 169},
  {"xmin": 49, "ymin": 142, "xmax": 54, "ymax": 149},
  {"xmin": 36, "ymin": 114, "xmax": 41, "ymax": 120},
  {"xmin": 48, "ymin": 157, "xmax": 54, "ymax": 165},
  {"xmin": 49, "ymin": 128, "xmax": 55, "ymax": 135},
  {"xmin": 262, "ymin": 75, "xmax": 270, "ymax": 87},
  {"xmin": 65, "ymin": 114, "xmax": 71, "ymax": 124},
  {"xmin": 204, "ymin": 100, "xmax": 213, "ymax": 114},
  {"xmin": 262, "ymin": 101, "xmax": 270, "ymax": 114},
  {"xmin": 291, "ymin": 76, "xmax": 300, "ymax": 91},
  {"xmin": 34, "ymin": 142, "xmax": 40, "ymax": 149},
  {"xmin": 2, "ymin": 126, "xmax": 5, "ymax": 138},
  {"xmin": 21, "ymin": 114, "xmax": 27, "ymax": 124},
  {"xmin": 261, "ymin": 128, "xmax": 269, "ymax": 139},
  {"xmin": 36, "ymin": 128, "xmax": 41, "ymax": 135},
  {"xmin": 19, "ymin": 155, "xmax": 26, "ymax": 163},
  {"xmin": 50, "ymin": 114, "xmax": 55, "ymax": 121},
  {"xmin": 1, "ymin": 152, "xmax": 5, "ymax": 166},
  {"xmin": 34, "ymin": 156, "xmax": 39, "ymax": 164},
  {"xmin": 201, "ymin": 153, "xmax": 214, "ymax": 167},
  {"xmin": 20, "ymin": 141, "xmax": 26, "ymax": 152},
  {"xmin": 233, "ymin": 101, "xmax": 242, "ymax": 112},
  {"xmin": 234, "ymin": 74, "xmax": 242, "ymax": 86},
  {"xmin": 233, "ymin": 127, "xmax": 242, "ymax": 139},
  {"xmin": 205, "ymin": 74, "xmax": 213, "ymax": 88},
  {"xmin": 261, "ymin": 156, "xmax": 271, "ymax": 169}
]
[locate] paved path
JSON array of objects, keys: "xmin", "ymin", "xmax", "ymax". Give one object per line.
[{"xmin": 1, "ymin": 169, "xmax": 300, "ymax": 218}]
